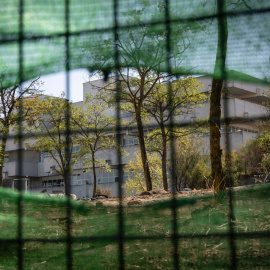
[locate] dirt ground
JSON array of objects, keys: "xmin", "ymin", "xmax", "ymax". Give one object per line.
[
  {"xmin": 88, "ymin": 188, "xmax": 215, "ymax": 206},
  {"xmin": 86, "ymin": 185, "xmax": 253, "ymax": 206}
]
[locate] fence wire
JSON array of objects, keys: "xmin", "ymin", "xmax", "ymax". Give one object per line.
[{"xmin": 0, "ymin": 0, "xmax": 270, "ymax": 269}]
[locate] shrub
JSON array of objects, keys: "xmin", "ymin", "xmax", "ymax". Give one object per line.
[{"xmin": 95, "ymin": 185, "xmax": 112, "ymax": 198}]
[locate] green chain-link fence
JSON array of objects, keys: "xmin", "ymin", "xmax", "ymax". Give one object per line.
[{"xmin": 0, "ymin": 0, "xmax": 270, "ymax": 269}]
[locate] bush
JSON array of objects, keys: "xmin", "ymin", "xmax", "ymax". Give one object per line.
[
  {"xmin": 123, "ymin": 151, "xmax": 163, "ymax": 195},
  {"xmin": 95, "ymin": 185, "xmax": 112, "ymax": 198},
  {"xmin": 190, "ymin": 159, "xmax": 211, "ymax": 189}
]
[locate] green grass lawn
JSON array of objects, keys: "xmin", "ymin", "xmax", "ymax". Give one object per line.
[{"xmin": 0, "ymin": 184, "xmax": 269, "ymax": 269}]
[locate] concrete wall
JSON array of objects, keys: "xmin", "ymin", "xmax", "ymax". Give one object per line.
[
  {"xmin": 4, "ymin": 150, "xmax": 39, "ymax": 177},
  {"xmin": 6, "ymin": 161, "xmax": 38, "ymax": 177},
  {"xmin": 30, "ymin": 181, "xmax": 123, "ymax": 199},
  {"xmin": 200, "ymin": 129, "xmax": 258, "ymax": 153}
]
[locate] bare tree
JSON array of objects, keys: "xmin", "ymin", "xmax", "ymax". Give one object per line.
[{"xmin": 0, "ymin": 77, "xmax": 40, "ymax": 186}]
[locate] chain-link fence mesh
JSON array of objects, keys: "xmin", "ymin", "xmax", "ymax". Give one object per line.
[{"xmin": 0, "ymin": 0, "xmax": 270, "ymax": 269}]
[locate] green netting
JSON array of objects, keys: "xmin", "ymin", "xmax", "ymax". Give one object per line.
[
  {"xmin": 1, "ymin": 0, "xmax": 270, "ymax": 89},
  {"xmin": 0, "ymin": 185, "xmax": 269, "ymax": 269},
  {"xmin": 1, "ymin": 1, "xmax": 270, "ymax": 269}
]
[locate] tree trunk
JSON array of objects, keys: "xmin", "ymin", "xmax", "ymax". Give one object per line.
[
  {"xmin": 210, "ymin": 78, "xmax": 225, "ymax": 191},
  {"xmin": 161, "ymin": 128, "xmax": 168, "ymax": 191},
  {"xmin": 135, "ymin": 112, "xmax": 152, "ymax": 191},
  {"xmin": 209, "ymin": 0, "xmax": 228, "ymax": 191},
  {"xmin": 0, "ymin": 165, "xmax": 3, "ymax": 187},
  {"xmin": 64, "ymin": 175, "xmax": 69, "ymax": 195},
  {"xmin": 0, "ymin": 128, "xmax": 9, "ymax": 187},
  {"xmin": 92, "ymin": 153, "xmax": 97, "ymax": 197}
]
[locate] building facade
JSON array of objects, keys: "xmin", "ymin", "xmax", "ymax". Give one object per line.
[{"xmin": 2, "ymin": 74, "xmax": 269, "ymax": 198}]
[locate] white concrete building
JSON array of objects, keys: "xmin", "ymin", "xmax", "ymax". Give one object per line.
[{"xmin": 2, "ymin": 73, "xmax": 269, "ymax": 198}]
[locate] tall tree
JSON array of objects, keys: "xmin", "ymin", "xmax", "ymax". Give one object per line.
[
  {"xmin": 257, "ymin": 88, "xmax": 270, "ymax": 180},
  {"xmin": 210, "ymin": 0, "xmax": 252, "ymax": 191},
  {"xmin": 87, "ymin": 1, "xmax": 202, "ymax": 190},
  {"xmin": 24, "ymin": 94, "xmax": 75, "ymax": 195},
  {"xmin": 209, "ymin": 0, "xmax": 228, "ymax": 191},
  {"xmin": 0, "ymin": 78, "xmax": 40, "ymax": 186},
  {"xmin": 71, "ymin": 94, "xmax": 116, "ymax": 197},
  {"xmin": 144, "ymin": 77, "xmax": 206, "ymax": 190}
]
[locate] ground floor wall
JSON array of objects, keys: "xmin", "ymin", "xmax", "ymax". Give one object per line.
[{"xmin": 29, "ymin": 181, "xmax": 123, "ymax": 199}]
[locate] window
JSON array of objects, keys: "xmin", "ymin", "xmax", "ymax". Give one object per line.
[
  {"xmin": 123, "ymin": 137, "xmax": 138, "ymax": 146},
  {"xmin": 40, "ymin": 152, "xmax": 49, "ymax": 162},
  {"xmin": 52, "ymin": 180, "xmax": 57, "ymax": 187},
  {"xmin": 87, "ymin": 170, "xmax": 119, "ymax": 184},
  {"xmin": 43, "ymin": 179, "xmax": 64, "ymax": 188}
]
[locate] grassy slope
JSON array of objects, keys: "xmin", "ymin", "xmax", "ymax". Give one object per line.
[{"xmin": 0, "ymin": 184, "xmax": 269, "ymax": 269}]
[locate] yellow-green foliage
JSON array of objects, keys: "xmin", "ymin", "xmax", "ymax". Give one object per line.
[{"xmin": 123, "ymin": 151, "xmax": 163, "ymax": 195}]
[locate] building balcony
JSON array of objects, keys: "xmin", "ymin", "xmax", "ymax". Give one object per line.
[{"xmin": 224, "ymin": 98, "xmax": 266, "ymax": 121}]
